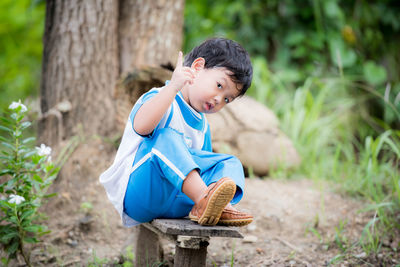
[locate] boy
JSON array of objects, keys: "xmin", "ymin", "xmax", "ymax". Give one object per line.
[{"xmin": 100, "ymin": 38, "xmax": 253, "ymax": 227}]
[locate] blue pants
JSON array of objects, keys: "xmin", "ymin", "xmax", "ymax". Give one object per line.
[{"xmin": 123, "ymin": 128, "xmax": 245, "ymax": 223}]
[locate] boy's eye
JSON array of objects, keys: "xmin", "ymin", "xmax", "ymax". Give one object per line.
[
  {"xmin": 224, "ymin": 97, "xmax": 230, "ymax": 104},
  {"xmin": 217, "ymin": 83, "xmax": 222, "ymax": 89}
]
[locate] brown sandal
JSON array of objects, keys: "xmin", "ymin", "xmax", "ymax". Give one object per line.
[
  {"xmin": 217, "ymin": 206, "xmax": 253, "ymax": 227},
  {"xmin": 189, "ymin": 177, "xmax": 236, "ymax": 226}
]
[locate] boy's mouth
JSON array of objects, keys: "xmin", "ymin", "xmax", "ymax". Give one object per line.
[{"xmin": 205, "ymin": 102, "xmax": 214, "ymax": 111}]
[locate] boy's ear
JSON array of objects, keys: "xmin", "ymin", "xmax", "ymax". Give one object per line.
[{"xmin": 191, "ymin": 57, "xmax": 205, "ymax": 71}]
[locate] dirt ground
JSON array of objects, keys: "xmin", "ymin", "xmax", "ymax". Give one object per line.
[{"xmin": 5, "ymin": 138, "xmax": 399, "ymax": 266}]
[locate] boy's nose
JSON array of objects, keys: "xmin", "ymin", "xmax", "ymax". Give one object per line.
[{"xmin": 214, "ymin": 94, "xmax": 223, "ymax": 105}]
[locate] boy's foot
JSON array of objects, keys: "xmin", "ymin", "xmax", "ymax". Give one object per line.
[
  {"xmin": 189, "ymin": 177, "xmax": 236, "ymax": 226},
  {"xmin": 217, "ymin": 206, "xmax": 253, "ymax": 227}
]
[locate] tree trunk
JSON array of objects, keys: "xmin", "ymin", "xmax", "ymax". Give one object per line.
[
  {"xmin": 118, "ymin": 0, "xmax": 184, "ymax": 73},
  {"xmin": 40, "ymin": 0, "xmax": 119, "ymax": 146},
  {"xmin": 39, "ymin": 0, "xmax": 184, "ymax": 146}
]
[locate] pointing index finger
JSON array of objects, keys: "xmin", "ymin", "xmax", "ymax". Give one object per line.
[{"xmin": 176, "ymin": 51, "xmax": 183, "ymax": 68}]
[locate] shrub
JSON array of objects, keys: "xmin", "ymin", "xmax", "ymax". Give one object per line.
[{"xmin": 0, "ymin": 100, "xmax": 59, "ymax": 266}]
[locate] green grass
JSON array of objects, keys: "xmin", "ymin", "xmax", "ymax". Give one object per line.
[{"xmin": 249, "ymin": 56, "xmax": 400, "ymax": 258}]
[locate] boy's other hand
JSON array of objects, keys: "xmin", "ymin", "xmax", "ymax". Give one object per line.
[{"xmin": 169, "ymin": 51, "xmax": 195, "ymax": 92}]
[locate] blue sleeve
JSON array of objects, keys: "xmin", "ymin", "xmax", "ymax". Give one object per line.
[
  {"xmin": 129, "ymin": 89, "xmax": 169, "ymax": 138},
  {"xmin": 201, "ymin": 124, "xmax": 212, "ymax": 152}
]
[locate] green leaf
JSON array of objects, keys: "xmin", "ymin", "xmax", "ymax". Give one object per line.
[
  {"xmin": 18, "ymin": 148, "xmax": 27, "ymax": 155},
  {"xmin": 1, "ymin": 256, "xmax": 9, "ymax": 265},
  {"xmin": 46, "ymin": 174, "xmax": 58, "ymax": 183},
  {"xmin": 38, "ymin": 230, "xmax": 51, "ymax": 237},
  {"xmin": 1, "ymin": 142, "xmax": 14, "ymax": 151},
  {"xmin": 45, "ymin": 164, "xmax": 55, "ymax": 173},
  {"xmin": 285, "ymin": 31, "xmax": 305, "ymax": 46},
  {"xmin": 0, "ymin": 125, "xmax": 13, "ymax": 133},
  {"xmin": 0, "ymin": 231, "xmax": 18, "ymax": 243},
  {"xmin": 0, "ymin": 155, "xmax": 12, "ymax": 162},
  {"xmin": 22, "ymin": 137, "xmax": 35, "ymax": 144},
  {"xmin": 16, "ymin": 113, "xmax": 24, "ymax": 123},
  {"xmin": 32, "ymin": 154, "xmax": 40, "ymax": 164},
  {"xmin": 23, "ymin": 151, "xmax": 36, "ymax": 160},
  {"xmin": 6, "ymin": 239, "xmax": 19, "ymax": 255},
  {"xmin": 329, "ymin": 38, "xmax": 357, "ymax": 68},
  {"xmin": 23, "ymin": 225, "xmax": 41, "ymax": 233},
  {"xmin": 0, "ymin": 117, "xmax": 12, "ymax": 125},
  {"xmin": 7, "ymin": 215, "xmax": 19, "ymax": 225},
  {"xmin": 20, "ymin": 209, "xmax": 35, "ymax": 222},
  {"xmin": 384, "ymin": 138, "xmax": 400, "ymax": 158},
  {"xmin": 363, "ymin": 61, "xmax": 387, "ymax": 86},
  {"xmin": 23, "ymin": 237, "xmax": 38, "ymax": 244},
  {"xmin": 0, "ymin": 169, "xmax": 13, "ymax": 176},
  {"xmin": 323, "ymin": 0, "xmax": 343, "ymax": 19},
  {"xmin": 1, "ymin": 150, "xmax": 10, "ymax": 156},
  {"xmin": 360, "ymin": 202, "xmax": 394, "ymax": 213},
  {"xmin": 32, "ymin": 174, "xmax": 43, "ymax": 183},
  {"xmin": 14, "ymin": 130, "xmax": 21, "ymax": 137},
  {"xmin": 1, "ymin": 199, "xmax": 15, "ymax": 210},
  {"xmin": 43, "ymin": 192, "xmax": 57, "ymax": 198},
  {"xmin": 20, "ymin": 121, "xmax": 31, "ymax": 129},
  {"xmin": 10, "ymin": 113, "xmax": 18, "ymax": 121}
]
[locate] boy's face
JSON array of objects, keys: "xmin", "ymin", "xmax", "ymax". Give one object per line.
[{"xmin": 181, "ymin": 58, "xmax": 242, "ymax": 114}]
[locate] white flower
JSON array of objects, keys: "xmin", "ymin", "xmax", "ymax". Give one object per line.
[
  {"xmin": 36, "ymin": 144, "xmax": 52, "ymax": 157},
  {"xmin": 9, "ymin": 194, "xmax": 25, "ymax": 205},
  {"xmin": 8, "ymin": 100, "xmax": 27, "ymax": 113}
]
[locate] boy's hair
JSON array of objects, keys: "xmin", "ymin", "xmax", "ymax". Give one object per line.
[{"xmin": 183, "ymin": 38, "xmax": 253, "ymax": 96}]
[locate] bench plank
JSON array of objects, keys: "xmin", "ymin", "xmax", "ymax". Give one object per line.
[{"xmin": 149, "ymin": 218, "xmax": 243, "ymax": 238}]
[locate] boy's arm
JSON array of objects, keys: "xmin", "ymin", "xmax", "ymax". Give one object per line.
[{"xmin": 134, "ymin": 52, "xmax": 194, "ymax": 136}]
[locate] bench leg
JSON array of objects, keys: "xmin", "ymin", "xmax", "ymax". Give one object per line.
[
  {"xmin": 174, "ymin": 236, "xmax": 209, "ymax": 267},
  {"xmin": 134, "ymin": 224, "xmax": 163, "ymax": 266}
]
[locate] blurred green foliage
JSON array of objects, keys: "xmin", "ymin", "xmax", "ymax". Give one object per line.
[
  {"xmin": 185, "ymin": 1, "xmax": 400, "ymax": 257},
  {"xmin": 184, "ymin": 0, "xmax": 400, "ymax": 128},
  {"xmin": 0, "ymin": 0, "xmax": 45, "ymax": 110}
]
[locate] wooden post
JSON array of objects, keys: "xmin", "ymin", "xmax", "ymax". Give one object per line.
[
  {"xmin": 134, "ymin": 225, "xmax": 163, "ymax": 266},
  {"xmin": 174, "ymin": 236, "xmax": 209, "ymax": 267}
]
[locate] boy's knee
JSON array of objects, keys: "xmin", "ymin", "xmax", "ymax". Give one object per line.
[
  {"xmin": 225, "ymin": 154, "xmax": 243, "ymax": 169},
  {"xmin": 230, "ymin": 155, "xmax": 241, "ymax": 165}
]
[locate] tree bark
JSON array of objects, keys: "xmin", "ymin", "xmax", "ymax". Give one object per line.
[
  {"xmin": 40, "ymin": 0, "xmax": 119, "ymax": 146},
  {"xmin": 118, "ymin": 0, "xmax": 184, "ymax": 73},
  {"xmin": 39, "ymin": 0, "xmax": 184, "ymax": 146}
]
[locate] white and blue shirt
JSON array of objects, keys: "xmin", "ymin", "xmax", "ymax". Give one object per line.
[{"xmin": 99, "ymin": 85, "xmax": 212, "ymax": 226}]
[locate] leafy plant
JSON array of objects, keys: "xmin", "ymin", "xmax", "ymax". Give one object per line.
[
  {"xmin": 122, "ymin": 245, "xmax": 135, "ymax": 267},
  {"xmin": 0, "ymin": 101, "xmax": 59, "ymax": 266},
  {"xmin": 230, "ymin": 241, "xmax": 235, "ymax": 267},
  {"xmin": 360, "ymin": 212, "xmax": 381, "ymax": 255},
  {"xmin": 305, "ymin": 225, "xmax": 324, "ymax": 244},
  {"xmin": 87, "ymin": 250, "xmax": 111, "ymax": 267},
  {"xmin": 334, "ymin": 219, "xmax": 349, "ymax": 253},
  {"xmin": 80, "ymin": 201, "xmax": 94, "ymax": 214}
]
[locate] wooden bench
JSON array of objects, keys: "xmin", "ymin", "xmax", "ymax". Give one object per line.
[{"xmin": 132, "ymin": 218, "xmax": 243, "ymax": 267}]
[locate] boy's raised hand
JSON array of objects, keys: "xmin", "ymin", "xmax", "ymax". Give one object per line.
[{"xmin": 169, "ymin": 51, "xmax": 195, "ymax": 92}]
